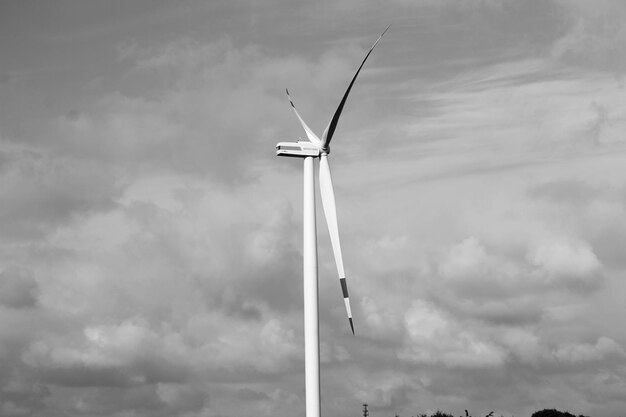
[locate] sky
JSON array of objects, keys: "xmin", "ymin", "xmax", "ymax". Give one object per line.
[{"xmin": 2, "ymin": 1, "xmax": 626, "ymax": 416}]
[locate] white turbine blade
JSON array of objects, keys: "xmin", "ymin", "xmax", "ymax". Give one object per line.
[
  {"xmin": 321, "ymin": 24, "xmax": 390, "ymax": 150},
  {"xmin": 286, "ymin": 88, "xmax": 321, "ymax": 145},
  {"xmin": 319, "ymin": 154, "xmax": 354, "ymax": 335}
]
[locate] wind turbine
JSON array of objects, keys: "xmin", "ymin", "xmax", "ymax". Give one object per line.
[{"xmin": 275, "ymin": 26, "xmax": 389, "ymax": 417}]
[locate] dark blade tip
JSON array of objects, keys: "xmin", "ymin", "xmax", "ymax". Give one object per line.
[
  {"xmin": 339, "ymin": 277, "xmax": 349, "ymax": 298},
  {"xmin": 349, "ymin": 318, "xmax": 354, "ymax": 335},
  {"xmin": 286, "ymin": 88, "xmax": 295, "ymax": 107},
  {"xmin": 322, "ymin": 26, "xmax": 390, "ymax": 148}
]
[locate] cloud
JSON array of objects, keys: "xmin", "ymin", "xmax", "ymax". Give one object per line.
[
  {"xmin": 359, "ymin": 295, "xmax": 405, "ymax": 340},
  {"xmin": 400, "ymin": 300, "xmax": 507, "ymax": 369},
  {"xmin": 21, "ymin": 319, "xmax": 191, "ymax": 387},
  {"xmin": 437, "ymin": 237, "xmax": 488, "ymax": 282},
  {"xmin": 0, "ymin": 144, "xmax": 122, "ymax": 241},
  {"xmin": 0, "ymin": 267, "xmax": 38, "ymax": 309},
  {"xmin": 527, "ymin": 239, "xmax": 603, "ymax": 291},
  {"xmin": 435, "ymin": 235, "xmax": 603, "ymax": 300},
  {"xmin": 528, "ymin": 179, "xmax": 602, "ymax": 206},
  {"xmin": 0, "ymin": 379, "xmax": 49, "ymax": 417},
  {"xmin": 526, "ymin": 178, "xmax": 626, "ymax": 270},
  {"xmin": 156, "ymin": 383, "xmax": 208, "ymax": 413},
  {"xmin": 19, "ymin": 38, "xmax": 286, "ymax": 184},
  {"xmin": 552, "ymin": 0, "xmax": 626, "ymax": 73},
  {"xmin": 550, "ymin": 337, "xmax": 625, "ymax": 366}
]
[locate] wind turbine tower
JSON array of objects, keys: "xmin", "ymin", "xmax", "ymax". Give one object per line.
[{"xmin": 275, "ymin": 27, "xmax": 390, "ymax": 417}]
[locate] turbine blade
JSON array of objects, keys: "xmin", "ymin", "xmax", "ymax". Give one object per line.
[
  {"xmin": 286, "ymin": 88, "xmax": 321, "ymax": 145},
  {"xmin": 321, "ymin": 24, "xmax": 390, "ymax": 150},
  {"xmin": 319, "ymin": 154, "xmax": 354, "ymax": 335}
]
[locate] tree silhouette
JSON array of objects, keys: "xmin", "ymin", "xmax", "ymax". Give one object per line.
[{"xmin": 531, "ymin": 409, "xmax": 589, "ymax": 417}]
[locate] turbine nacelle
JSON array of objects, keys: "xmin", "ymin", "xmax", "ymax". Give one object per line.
[{"xmin": 276, "ymin": 140, "xmax": 321, "ymax": 158}]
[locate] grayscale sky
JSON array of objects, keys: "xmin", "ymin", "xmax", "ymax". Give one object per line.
[{"xmin": 2, "ymin": 1, "xmax": 626, "ymax": 416}]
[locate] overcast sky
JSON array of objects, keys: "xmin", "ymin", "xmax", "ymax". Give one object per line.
[{"xmin": 2, "ymin": 1, "xmax": 626, "ymax": 416}]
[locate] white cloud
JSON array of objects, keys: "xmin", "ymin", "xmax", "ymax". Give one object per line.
[
  {"xmin": 527, "ymin": 239, "xmax": 603, "ymax": 290},
  {"xmin": 400, "ymin": 300, "xmax": 506, "ymax": 369},
  {"xmin": 360, "ymin": 296, "xmax": 404, "ymax": 339},
  {"xmin": 204, "ymin": 318, "xmax": 300, "ymax": 374},
  {"xmin": 551, "ymin": 337, "xmax": 625, "ymax": 365},
  {"xmin": 437, "ymin": 237, "xmax": 488, "ymax": 281}
]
